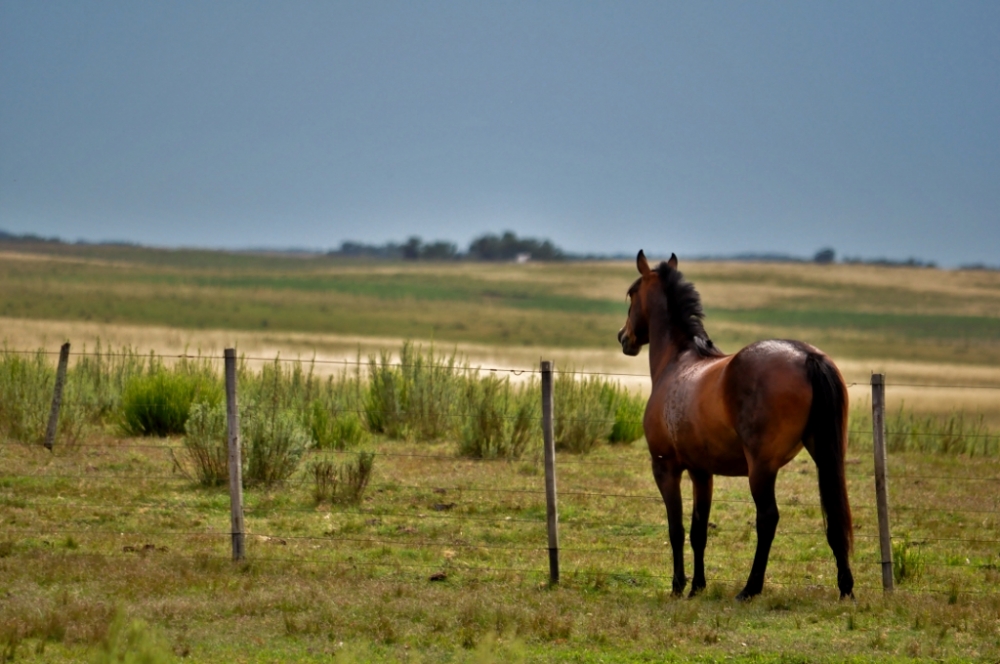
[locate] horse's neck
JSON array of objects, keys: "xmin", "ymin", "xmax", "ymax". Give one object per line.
[{"xmin": 648, "ymin": 323, "xmax": 683, "ymax": 384}]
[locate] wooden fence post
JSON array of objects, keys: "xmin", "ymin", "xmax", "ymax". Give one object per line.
[
  {"xmin": 44, "ymin": 342, "xmax": 71, "ymax": 450},
  {"xmin": 541, "ymin": 360, "xmax": 559, "ymax": 584},
  {"xmin": 871, "ymin": 373, "xmax": 894, "ymax": 592},
  {"xmin": 225, "ymin": 349, "xmax": 246, "ymax": 562}
]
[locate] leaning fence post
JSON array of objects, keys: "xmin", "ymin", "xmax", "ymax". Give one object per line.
[
  {"xmin": 225, "ymin": 349, "xmax": 246, "ymax": 562},
  {"xmin": 44, "ymin": 342, "xmax": 71, "ymax": 450},
  {"xmin": 871, "ymin": 373, "xmax": 893, "ymax": 592},
  {"xmin": 541, "ymin": 360, "xmax": 559, "ymax": 584}
]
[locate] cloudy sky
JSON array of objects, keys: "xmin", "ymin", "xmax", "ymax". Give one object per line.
[{"xmin": 1, "ymin": 1, "xmax": 998, "ymax": 265}]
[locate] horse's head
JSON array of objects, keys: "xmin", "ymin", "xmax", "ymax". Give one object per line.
[{"xmin": 618, "ymin": 250, "xmax": 677, "ymax": 356}]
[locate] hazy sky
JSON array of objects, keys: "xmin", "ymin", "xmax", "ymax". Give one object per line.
[{"xmin": 2, "ymin": 1, "xmax": 998, "ymax": 264}]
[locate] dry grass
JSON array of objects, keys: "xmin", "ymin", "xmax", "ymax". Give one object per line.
[{"xmin": 4, "ymin": 244, "xmax": 1000, "ymax": 358}]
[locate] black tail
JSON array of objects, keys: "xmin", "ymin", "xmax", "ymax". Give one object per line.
[{"xmin": 804, "ymin": 353, "xmax": 853, "ymax": 559}]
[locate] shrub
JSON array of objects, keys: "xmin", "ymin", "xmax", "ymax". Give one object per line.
[
  {"xmin": 68, "ymin": 342, "xmax": 147, "ymax": 425},
  {"xmin": 182, "ymin": 401, "xmax": 229, "ymax": 486},
  {"xmin": 310, "ymin": 400, "xmax": 368, "ymax": 450},
  {"xmin": 243, "ymin": 407, "xmax": 309, "ymax": 487},
  {"xmin": 311, "ymin": 451, "xmax": 375, "ymax": 504},
  {"xmin": 119, "ymin": 363, "xmax": 219, "ymax": 437},
  {"xmin": 365, "ymin": 342, "xmax": 464, "ymax": 441},
  {"xmin": 459, "ymin": 375, "xmax": 539, "ymax": 459}
]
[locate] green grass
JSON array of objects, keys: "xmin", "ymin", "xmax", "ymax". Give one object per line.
[
  {"xmin": 3, "ymin": 241, "xmax": 1000, "ymax": 363},
  {"xmin": 2, "ymin": 243, "xmax": 1000, "ymax": 660},
  {"xmin": 1, "ymin": 429, "xmax": 999, "ymax": 662},
  {"xmin": 1, "ymin": 343, "xmax": 999, "ymax": 661}
]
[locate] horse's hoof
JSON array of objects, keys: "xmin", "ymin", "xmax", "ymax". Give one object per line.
[
  {"xmin": 735, "ymin": 590, "xmax": 757, "ymax": 602},
  {"xmin": 840, "ymin": 591, "xmax": 856, "ymax": 602},
  {"xmin": 688, "ymin": 586, "xmax": 705, "ymax": 599}
]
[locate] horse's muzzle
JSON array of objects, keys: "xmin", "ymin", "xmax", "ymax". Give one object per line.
[{"xmin": 618, "ymin": 327, "xmax": 640, "ymax": 356}]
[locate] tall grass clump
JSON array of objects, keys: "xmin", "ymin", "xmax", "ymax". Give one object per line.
[
  {"xmin": 118, "ymin": 357, "xmax": 220, "ymax": 437},
  {"xmin": 92, "ymin": 608, "xmax": 174, "ymax": 664},
  {"xmin": 0, "ymin": 349, "xmax": 85, "ymax": 444},
  {"xmin": 554, "ymin": 371, "xmax": 644, "ymax": 453},
  {"xmin": 893, "ymin": 536, "xmax": 923, "ymax": 585},
  {"xmin": 602, "ymin": 383, "xmax": 645, "ymax": 445},
  {"xmin": 66, "ymin": 341, "xmax": 147, "ymax": 425},
  {"xmin": 240, "ymin": 355, "xmax": 367, "ymax": 445},
  {"xmin": 310, "ymin": 451, "xmax": 375, "ymax": 504},
  {"xmin": 365, "ymin": 342, "xmax": 464, "ymax": 441},
  {"xmin": 309, "ymin": 399, "xmax": 368, "ymax": 450},
  {"xmin": 459, "ymin": 375, "xmax": 539, "ymax": 459},
  {"xmin": 181, "ymin": 401, "xmax": 229, "ymax": 486},
  {"xmin": 0, "ymin": 350, "xmax": 57, "ymax": 443},
  {"xmin": 848, "ymin": 402, "xmax": 999, "ymax": 457}
]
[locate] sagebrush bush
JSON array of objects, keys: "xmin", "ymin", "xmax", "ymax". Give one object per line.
[
  {"xmin": 365, "ymin": 342, "xmax": 464, "ymax": 441},
  {"xmin": 243, "ymin": 407, "xmax": 309, "ymax": 487},
  {"xmin": 182, "ymin": 401, "xmax": 229, "ymax": 486},
  {"xmin": 459, "ymin": 375, "xmax": 539, "ymax": 459}
]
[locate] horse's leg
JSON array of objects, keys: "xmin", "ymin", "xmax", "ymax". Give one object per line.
[
  {"xmin": 689, "ymin": 469, "xmax": 713, "ymax": 597},
  {"xmin": 652, "ymin": 456, "xmax": 686, "ymax": 595},
  {"xmin": 737, "ymin": 464, "xmax": 779, "ymax": 601}
]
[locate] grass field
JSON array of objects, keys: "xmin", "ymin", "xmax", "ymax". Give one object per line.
[
  {"xmin": 3, "ymin": 241, "xmax": 1000, "ymax": 365},
  {"xmin": 1, "ymin": 242, "xmax": 999, "ymax": 662},
  {"xmin": 2, "ymin": 429, "xmax": 999, "ymax": 662}
]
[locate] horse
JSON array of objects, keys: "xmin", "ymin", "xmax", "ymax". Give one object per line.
[{"xmin": 617, "ymin": 251, "xmax": 854, "ymax": 600}]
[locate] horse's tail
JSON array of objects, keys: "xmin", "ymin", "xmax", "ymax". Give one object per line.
[{"xmin": 804, "ymin": 352, "xmax": 854, "ymax": 557}]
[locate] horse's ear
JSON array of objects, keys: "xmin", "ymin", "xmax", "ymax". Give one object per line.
[
  {"xmin": 637, "ymin": 250, "xmax": 651, "ymax": 276},
  {"xmin": 666, "ymin": 253, "xmax": 678, "ymax": 270}
]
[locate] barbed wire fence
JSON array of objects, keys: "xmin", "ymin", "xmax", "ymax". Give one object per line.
[{"xmin": 2, "ymin": 344, "xmax": 999, "ymax": 598}]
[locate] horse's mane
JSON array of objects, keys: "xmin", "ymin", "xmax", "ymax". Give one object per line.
[{"xmin": 655, "ymin": 262, "xmax": 725, "ymax": 358}]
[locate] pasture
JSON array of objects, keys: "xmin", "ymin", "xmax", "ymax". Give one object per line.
[{"xmin": 1, "ymin": 242, "xmax": 1000, "ymax": 662}]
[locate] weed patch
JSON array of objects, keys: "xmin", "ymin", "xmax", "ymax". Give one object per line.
[
  {"xmin": 459, "ymin": 375, "xmax": 539, "ymax": 459},
  {"xmin": 311, "ymin": 451, "xmax": 375, "ymax": 504}
]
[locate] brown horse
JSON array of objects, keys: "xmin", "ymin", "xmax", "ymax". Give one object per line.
[{"xmin": 618, "ymin": 251, "xmax": 853, "ymax": 600}]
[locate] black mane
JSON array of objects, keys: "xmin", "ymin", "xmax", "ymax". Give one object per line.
[{"xmin": 655, "ymin": 262, "xmax": 725, "ymax": 358}]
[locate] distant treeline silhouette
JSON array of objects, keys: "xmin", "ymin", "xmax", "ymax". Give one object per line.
[
  {"xmin": 2, "ymin": 229, "xmax": 994, "ymax": 270},
  {"xmin": 332, "ymin": 231, "xmax": 565, "ymax": 262}
]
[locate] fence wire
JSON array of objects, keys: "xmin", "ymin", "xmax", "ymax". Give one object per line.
[{"xmin": 2, "ymin": 346, "xmax": 999, "ymax": 598}]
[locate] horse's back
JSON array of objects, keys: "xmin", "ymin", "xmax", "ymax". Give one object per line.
[{"xmin": 723, "ymin": 339, "xmax": 821, "ymax": 470}]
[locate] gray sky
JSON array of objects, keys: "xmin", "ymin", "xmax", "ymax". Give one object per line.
[{"xmin": 1, "ymin": 1, "xmax": 998, "ymax": 265}]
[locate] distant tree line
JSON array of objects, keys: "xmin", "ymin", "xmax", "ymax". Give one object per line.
[
  {"xmin": 0, "ymin": 229, "xmax": 60, "ymax": 244},
  {"xmin": 818, "ymin": 248, "xmax": 938, "ymax": 268},
  {"xmin": 331, "ymin": 231, "xmax": 565, "ymax": 262},
  {"xmin": 3, "ymin": 228, "xmax": 992, "ymax": 270}
]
